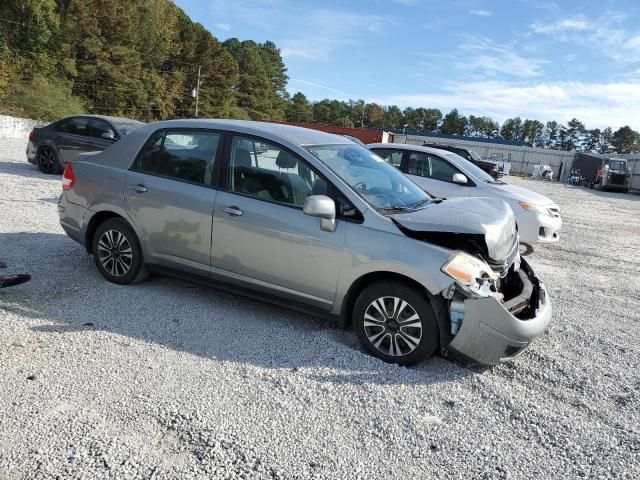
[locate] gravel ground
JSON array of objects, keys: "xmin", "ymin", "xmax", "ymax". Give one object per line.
[{"xmin": 0, "ymin": 137, "xmax": 639, "ymax": 479}]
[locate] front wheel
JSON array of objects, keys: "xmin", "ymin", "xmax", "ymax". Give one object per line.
[
  {"xmin": 92, "ymin": 218, "xmax": 147, "ymax": 284},
  {"xmin": 353, "ymin": 281, "xmax": 439, "ymax": 366}
]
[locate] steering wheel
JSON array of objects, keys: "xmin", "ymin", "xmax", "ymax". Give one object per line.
[{"xmin": 353, "ymin": 182, "xmax": 366, "ymax": 192}]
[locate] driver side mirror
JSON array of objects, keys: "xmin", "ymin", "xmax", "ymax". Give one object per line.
[
  {"xmin": 101, "ymin": 131, "xmax": 116, "ymax": 141},
  {"xmin": 303, "ymin": 195, "xmax": 336, "ymax": 232},
  {"xmin": 452, "ymin": 173, "xmax": 468, "ymax": 185}
]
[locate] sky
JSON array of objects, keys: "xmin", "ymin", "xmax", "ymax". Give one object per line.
[{"xmin": 174, "ymin": 0, "xmax": 640, "ymax": 130}]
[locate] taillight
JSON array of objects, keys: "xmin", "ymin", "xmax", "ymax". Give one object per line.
[
  {"xmin": 62, "ymin": 162, "xmax": 75, "ymax": 191},
  {"xmin": 28, "ymin": 130, "xmax": 33, "ymax": 141}
]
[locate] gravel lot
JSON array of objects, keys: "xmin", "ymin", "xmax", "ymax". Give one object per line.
[{"xmin": 1, "ymin": 137, "xmax": 639, "ymax": 479}]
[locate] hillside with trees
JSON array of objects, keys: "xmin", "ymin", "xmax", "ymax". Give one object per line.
[{"xmin": 1, "ymin": 0, "xmax": 638, "ymax": 153}]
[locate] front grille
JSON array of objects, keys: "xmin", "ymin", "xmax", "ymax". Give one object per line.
[{"xmin": 610, "ymin": 173, "xmax": 626, "ymax": 185}]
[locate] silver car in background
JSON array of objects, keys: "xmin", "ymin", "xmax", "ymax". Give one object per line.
[
  {"xmin": 58, "ymin": 120, "xmax": 552, "ymax": 366},
  {"xmin": 369, "ymin": 143, "xmax": 563, "ymax": 245}
]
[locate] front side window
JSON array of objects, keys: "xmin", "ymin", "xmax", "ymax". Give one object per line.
[
  {"xmin": 228, "ymin": 136, "xmax": 327, "ymax": 207},
  {"xmin": 372, "ymin": 149, "xmax": 403, "ymax": 168},
  {"xmin": 406, "ymin": 152, "xmax": 460, "ymax": 182},
  {"xmin": 134, "ymin": 130, "xmax": 220, "ymax": 185},
  {"xmin": 306, "ymin": 144, "xmax": 428, "ymax": 211},
  {"xmin": 87, "ymin": 119, "xmax": 115, "ymax": 139}
]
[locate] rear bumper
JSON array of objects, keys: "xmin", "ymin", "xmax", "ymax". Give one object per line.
[
  {"xmin": 447, "ymin": 259, "xmax": 552, "ymax": 366},
  {"xmin": 26, "ymin": 141, "xmax": 37, "ymax": 164},
  {"xmin": 58, "ymin": 194, "xmax": 88, "ymax": 247}
]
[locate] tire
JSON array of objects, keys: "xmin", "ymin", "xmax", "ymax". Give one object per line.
[
  {"xmin": 37, "ymin": 147, "xmax": 62, "ymax": 174},
  {"xmin": 353, "ymin": 281, "xmax": 439, "ymax": 366},
  {"xmin": 92, "ymin": 218, "xmax": 148, "ymax": 285}
]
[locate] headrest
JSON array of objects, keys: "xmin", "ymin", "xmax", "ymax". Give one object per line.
[
  {"xmin": 276, "ymin": 150, "xmax": 297, "ymax": 169},
  {"xmin": 235, "ymin": 149, "xmax": 252, "ymax": 168}
]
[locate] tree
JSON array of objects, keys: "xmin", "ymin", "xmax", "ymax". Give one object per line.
[
  {"xmin": 440, "ymin": 109, "xmax": 467, "ymax": 135},
  {"xmin": 543, "ymin": 121, "xmax": 561, "ymax": 149},
  {"xmin": 365, "ymin": 103, "xmax": 385, "ymax": 128},
  {"xmin": 422, "ymin": 108, "xmax": 443, "ymax": 132},
  {"xmin": 468, "ymin": 115, "xmax": 499, "ymax": 138},
  {"xmin": 563, "ymin": 118, "xmax": 586, "ymax": 151},
  {"xmin": 500, "ymin": 117, "xmax": 523, "ymax": 141},
  {"xmin": 611, "ymin": 126, "xmax": 640, "ymax": 154},
  {"xmin": 286, "ymin": 92, "xmax": 313, "ymax": 122},
  {"xmin": 384, "ymin": 105, "xmax": 402, "ymax": 129},
  {"xmin": 522, "ymin": 119, "xmax": 545, "ymax": 147}
]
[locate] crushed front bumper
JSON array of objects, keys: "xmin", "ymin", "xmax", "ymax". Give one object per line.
[{"xmin": 446, "ymin": 258, "xmax": 552, "ymax": 366}]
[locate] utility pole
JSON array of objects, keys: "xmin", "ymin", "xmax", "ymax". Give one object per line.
[{"xmin": 194, "ymin": 65, "xmax": 202, "ymax": 118}]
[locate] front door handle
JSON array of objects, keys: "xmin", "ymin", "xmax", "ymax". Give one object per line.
[
  {"xmin": 128, "ymin": 184, "xmax": 147, "ymax": 193},
  {"xmin": 222, "ymin": 206, "xmax": 243, "ymax": 216}
]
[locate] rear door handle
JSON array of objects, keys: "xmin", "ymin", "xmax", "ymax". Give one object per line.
[
  {"xmin": 128, "ymin": 184, "xmax": 147, "ymax": 193},
  {"xmin": 222, "ymin": 206, "xmax": 243, "ymax": 216}
]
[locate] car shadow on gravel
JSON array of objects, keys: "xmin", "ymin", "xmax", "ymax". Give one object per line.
[
  {"xmin": 0, "ymin": 160, "xmax": 59, "ymax": 181},
  {"xmin": 1, "ymin": 231, "xmax": 473, "ymax": 386},
  {"xmin": 562, "ymin": 184, "xmax": 640, "ymax": 201}
]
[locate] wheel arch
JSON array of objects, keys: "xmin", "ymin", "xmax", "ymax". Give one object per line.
[
  {"xmin": 85, "ymin": 210, "xmax": 138, "ymax": 254},
  {"xmin": 338, "ymin": 271, "xmax": 433, "ymax": 330}
]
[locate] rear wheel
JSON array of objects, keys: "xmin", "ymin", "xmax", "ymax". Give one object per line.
[
  {"xmin": 92, "ymin": 218, "xmax": 147, "ymax": 284},
  {"xmin": 37, "ymin": 147, "xmax": 62, "ymax": 174},
  {"xmin": 353, "ymin": 281, "xmax": 439, "ymax": 366}
]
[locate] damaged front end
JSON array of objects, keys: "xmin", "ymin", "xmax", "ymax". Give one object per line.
[
  {"xmin": 388, "ymin": 197, "xmax": 551, "ymax": 366},
  {"xmin": 433, "ymin": 257, "xmax": 551, "ymax": 366}
]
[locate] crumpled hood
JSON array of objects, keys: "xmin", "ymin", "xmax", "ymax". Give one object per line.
[
  {"xmin": 488, "ymin": 182, "xmax": 557, "ymax": 206},
  {"xmin": 390, "ymin": 197, "xmax": 517, "ymax": 261}
]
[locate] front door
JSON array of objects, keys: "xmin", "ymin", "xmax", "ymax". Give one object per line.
[
  {"xmin": 211, "ymin": 135, "xmax": 346, "ymax": 310},
  {"xmin": 403, "ymin": 151, "xmax": 472, "ymax": 199},
  {"xmin": 53, "ymin": 117, "xmax": 93, "ymax": 164},
  {"xmin": 124, "ymin": 129, "xmax": 222, "ymax": 276}
]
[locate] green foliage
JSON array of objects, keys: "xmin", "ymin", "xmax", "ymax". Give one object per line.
[
  {"xmin": 611, "ymin": 126, "xmax": 640, "ymax": 154},
  {"xmin": 11, "ymin": 76, "xmax": 84, "ymax": 120},
  {"xmin": 440, "ymin": 109, "xmax": 468, "ymax": 135}
]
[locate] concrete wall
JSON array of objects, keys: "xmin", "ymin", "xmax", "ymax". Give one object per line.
[
  {"xmin": 393, "ymin": 134, "xmax": 576, "ymax": 181},
  {"xmin": 0, "ymin": 115, "xmax": 44, "ymax": 139}
]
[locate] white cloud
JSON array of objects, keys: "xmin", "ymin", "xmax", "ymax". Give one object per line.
[
  {"xmin": 470, "ymin": 9, "xmax": 492, "ymax": 17},
  {"xmin": 215, "ymin": 23, "xmax": 231, "ymax": 31},
  {"xmin": 391, "ymin": 0, "xmax": 420, "ymax": 5},
  {"xmin": 374, "ymin": 80, "xmax": 640, "ymax": 130},
  {"xmin": 281, "ymin": 10, "xmax": 384, "ymax": 60},
  {"xmin": 529, "ymin": 12, "xmax": 640, "ymax": 63},
  {"xmin": 457, "ymin": 37, "xmax": 547, "ymax": 78}
]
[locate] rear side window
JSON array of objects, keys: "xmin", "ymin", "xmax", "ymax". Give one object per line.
[
  {"xmin": 55, "ymin": 117, "xmax": 89, "ymax": 136},
  {"xmin": 134, "ymin": 130, "xmax": 220, "ymax": 185}
]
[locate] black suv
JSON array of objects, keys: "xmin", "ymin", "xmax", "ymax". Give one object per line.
[{"xmin": 421, "ymin": 143, "xmax": 499, "ymax": 179}]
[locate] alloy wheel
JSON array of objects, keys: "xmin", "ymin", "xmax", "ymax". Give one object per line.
[
  {"xmin": 97, "ymin": 229, "xmax": 133, "ymax": 277},
  {"xmin": 39, "ymin": 149, "xmax": 56, "ymax": 173},
  {"xmin": 363, "ymin": 296, "xmax": 422, "ymax": 357}
]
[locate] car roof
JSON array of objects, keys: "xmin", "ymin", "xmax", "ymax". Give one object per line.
[
  {"xmin": 65, "ymin": 114, "xmax": 145, "ymax": 125},
  {"xmin": 367, "ymin": 143, "xmax": 458, "ymax": 157},
  {"xmin": 143, "ymin": 119, "xmax": 352, "ymax": 146}
]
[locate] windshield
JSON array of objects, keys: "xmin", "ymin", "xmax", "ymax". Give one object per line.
[
  {"xmin": 115, "ymin": 121, "xmax": 145, "ymax": 136},
  {"xmin": 442, "ymin": 152, "xmax": 504, "ymax": 183},
  {"xmin": 306, "ymin": 144, "xmax": 429, "ymax": 210},
  {"xmin": 468, "ymin": 149, "xmax": 482, "ymax": 161},
  {"xmin": 608, "ymin": 160, "xmax": 627, "ymax": 171}
]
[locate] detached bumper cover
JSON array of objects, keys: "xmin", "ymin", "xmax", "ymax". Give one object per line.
[{"xmin": 447, "ymin": 259, "xmax": 552, "ymax": 365}]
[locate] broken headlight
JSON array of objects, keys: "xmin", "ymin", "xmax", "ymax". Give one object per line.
[{"xmin": 441, "ymin": 252, "xmax": 498, "ymax": 298}]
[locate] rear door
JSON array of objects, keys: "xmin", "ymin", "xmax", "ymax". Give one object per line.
[
  {"xmin": 125, "ymin": 129, "xmax": 222, "ymax": 276},
  {"xmin": 403, "ymin": 151, "xmax": 471, "ymax": 199},
  {"xmin": 211, "ymin": 134, "xmax": 346, "ymax": 310}
]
